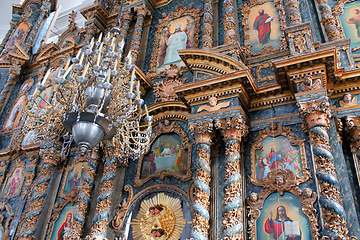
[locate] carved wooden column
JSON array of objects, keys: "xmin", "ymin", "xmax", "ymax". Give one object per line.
[
  {"xmin": 19, "ymin": 147, "xmax": 60, "ymax": 240},
  {"xmin": 215, "ymin": 116, "xmax": 248, "ymax": 239},
  {"xmin": 284, "ymin": 0, "xmax": 301, "ymax": 25},
  {"xmin": 345, "ymin": 116, "xmax": 360, "ymax": 184},
  {"xmin": 70, "ymin": 148, "xmax": 101, "ymax": 237},
  {"xmin": 90, "ymin": 156, "xmax": 117, "ymax": 238},
  {"xmin": 119, "ymin": 10, "xmax": 133, "ymax": 43},
  {"xmin": 223, "ymin": 0, "xmax": 236, "ymax": 44},
  {"xmin": 298, "ymin": 98, "xmax": 349, "ymax": 239},
  {"xmin": 0, "ymin": 66, "xmax": 20, "ymax": 112},
  {"xmin": 130, "ymin": 5, "xmax": 150, "ymax": 64},
  {"xmin": 188, "ymin": 121, "xmax": 213, "ymax": 240},
  {"xmin": 316, "ymin": 0, "xmax": 341, "ymax": 41},
  {"xmin": 202, "ymin": 0, "xmax": 214, "ymax": 48}
]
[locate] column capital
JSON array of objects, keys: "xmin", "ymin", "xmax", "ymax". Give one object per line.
[
  {"xmin": 215, "ymin": 116, "xmax": 248, "ymax": 142},
  {"xmin": 297, "ymin": 97, "xmax": 331, "ymax": 131},
  {"xmin": 135, "ymin": 4, "xmax": 150, "ymax": 16},
  {"xmin": 345, "ymin": 116, "xmax": 360, "ymax": 152},
  {"xmin": 189, "ymin": 121, "xmax": 213, "ymax": 145}
]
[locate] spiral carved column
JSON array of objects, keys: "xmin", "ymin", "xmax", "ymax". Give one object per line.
[
  {"xmin": 90, "ymin": 156, "xmax": 117, "ymax": 238},
  {"xmin": 189, "ymin": 121, "xmax": 213, "ymax": 240},
  {"xmin": 316, "ymin": 0, "xmax": 341, "ymax": 41},
  {"xmin": 215, "ymin": 116, "xmax": 248, "ymax": 239},
  {"xmin": 19, "ymin": 147, "xmax": 60, "ymax": 239},
  {"xmin": 119, "ymin": 11, "xmax": 132, "ymax": 44},
  {"xmin": 0, "ymin": 67, "xmax": 20, "ymax": 112},
  {"xmin": 223, "ymin": 0, "xmax": 236, "ymax": 44},
  {"xmin": 130, "ymin": 5, "xmax": 149, "ymax": 64},
  {"xmin": 202, "ymin": 0, "xmax": 214, "ymax": 49},
  {"xmin": 70, "ymin": 148, "xmax": 101, "ymax": 237},
  {"xmin": 284, "ymin": 0, "xmax": 302, "ymax": 25},
  {"xmin": 298, "ymin": 98, "xmax": 349, "ymax": 239}
]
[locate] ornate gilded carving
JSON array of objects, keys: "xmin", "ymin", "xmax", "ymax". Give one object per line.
[
  {"xmin": 153, "ymin": 65, "xmax": 187, "ymax": 103},
  {"xmin": 189, "ymin": 121, "xmax": 213, "ymax": 240},
  {"xmin": 241, "ymin": 0, "xmax": 288, "ymax": 57},
  {"xmin": 246, "ymin": 186, "xmax": 319, "ymax": 239},
  {"xmin": 345, "ymin": 115, "xmax": 360, "ymax": 152},
  {"xmin": 216, "ymin": 123, "xmax": 245, "ymax": 239},
  {"xmin": 316, "ymin": 0, "xmax": 341, "ymax": 41},
  {"xmin": 255, "ymin": 62, "xmax": 276, "ymax": 83},
  {"xmin": 250, "ymin": 123, "xmax": 310, "ymax": 187},
  {"xmin": 339, "ymin": 93, "xmax": 357, "ymax": 107},
  {"xmin": 284, "ymin": 0, "xmax": 301, "ymax": 25},
  {"xmin": 223, "ymin": 0, "xmax": 236, "ymax": 44},
  {"xmin": 197, "ymin": 97, "xmax": 231, "ymax": 113},
  {"xmin": 202, "ymin": 0, "xmax": 214, "ymax": 48},
  {"xmin": 300, "ymin": 75, "xmax": 322, "ymax": 92},
  {"xmin": 298, "ymin": 97, "xmax": 349, "ymax": 239},
  {"xmin": 147, "ymin": 5, "xmax": 202, "ymax": 79},
  {"xmin": 112, "ymin": 185, "xmax": 133, "ymax": 230},
  {"xmin": 134, "ymin": 121, "xmax": 192, "ymax": 187},
  {"xmin": 132, "ymin": 193, "xmax": 186, "ymax": 240},
  {"xmin": 287, "ymin": 29, "xmax": 315, "ymax": 56}
]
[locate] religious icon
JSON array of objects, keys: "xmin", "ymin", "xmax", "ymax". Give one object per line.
[
  {"xmin": 7, "ymin": 22, "xmax": 29, "ymax": 47},
  {"xmin": 132, "ymin": 193, "xmax": 186, "ymax": 239},
  {"xmin": 62, "ymin": 162, "xmax": 88, "ymax": 195},
  {"xmin": 247, "ymin": 2, "xmax": 283, "ymax": 53},
  {"xmin": 340, "ymin": 1, "xmax": 360, "ymax": 49},
  {"xmin": 256, "ymin": 192, "xmax": 311, "ymax": 239},
  {"xmin": 50, "ymin": 203, "xmax": 76, "ymax": 240},
  {"xmin": 2, "ymin": 167, "xmax": 24, "ymax": 198},
  {"xmin": 255, "ymin": 136, "xmax": 303, "ymax": 180},
  {"xmin": 3, "ymin": 95, "xmax": 27, "ymax": 131},
  {"xmin": 156, "ymin": 15, "xmax": 195, "ymax": 74},
  {"xmin": 140, "ymin": 133, "xmax": 188, "ymax": 179}
]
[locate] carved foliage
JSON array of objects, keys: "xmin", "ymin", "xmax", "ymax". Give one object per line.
[{"xmin": 134, "ymin": 121, "xmax": 192, "ymax": 186}]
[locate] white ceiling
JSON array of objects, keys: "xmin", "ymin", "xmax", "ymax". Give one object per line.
[{"xmin": 0, "ymin": 0, "xmax": 92, "ymax": 46}]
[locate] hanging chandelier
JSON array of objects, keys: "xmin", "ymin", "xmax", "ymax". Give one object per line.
[{"xmin": 25, "ymin": 28, "xmax": 152, "ymax": 159}]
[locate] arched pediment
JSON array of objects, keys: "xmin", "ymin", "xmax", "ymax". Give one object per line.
[{"xmin": 178, "ymin": 49, "xmax": 248, "ymax": 75}]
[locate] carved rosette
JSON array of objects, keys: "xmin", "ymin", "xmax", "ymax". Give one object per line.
[
  {"xmin": 298, "ymin": 98, "xmax": 349, "ymax": 239},
  {"xmin": 90, "ymin": 156, "xmax": 117, "ymax": 238},
  {"xmin": 188, "ymin": 121, "xmax": 213, "ymax": 240},
  {"xmin": 19, "ymin": 147, "xmax": 60, "ymax": 239},
  {"xmin": 202, "ymin": 0, "xmax": 214, "ymax": 48},
  {"xmin": 215, "ymin": 116, "xmax": 248, "ymax": 239},
  {"xmin": 223, "ymin": 0, "xmax": 236, "ymax": 44},
  {"xmin": 70, "ymin": 149, "xmax": 100, "ymax": 237}
]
